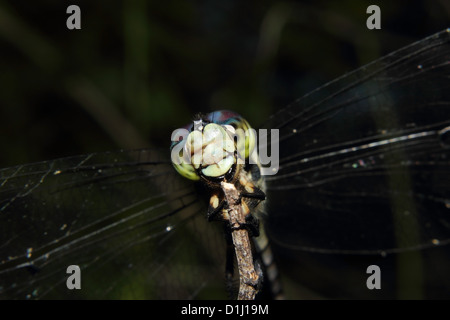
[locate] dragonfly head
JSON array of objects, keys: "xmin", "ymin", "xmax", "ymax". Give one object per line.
[{"xmin": 170, "ymin": 110, "xmax": 256, "ymax": 185}]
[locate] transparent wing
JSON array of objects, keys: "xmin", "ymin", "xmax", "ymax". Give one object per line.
[
  {"xmin": 263, "ymin": 29, "xmax": 450, "ymax": 254},
  {"xmin": 0, "ymin": 149, "xmax": 227, "ymax": 299}
]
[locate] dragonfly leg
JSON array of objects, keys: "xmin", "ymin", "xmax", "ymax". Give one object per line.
[{"xmin": 206, "ymin": 191, "xmax": 225, "ymax": 221}]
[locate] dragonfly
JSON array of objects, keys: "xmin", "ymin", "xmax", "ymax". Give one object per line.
[{"xmin": 0, "ymin": 29, "xmax": 449, "ymax": 299}]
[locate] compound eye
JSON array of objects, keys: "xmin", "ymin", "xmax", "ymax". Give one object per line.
[
  {"xmin": 171, "ymin": 143, "xmax": 200, "ymax": 181},
  {"xmin": 173, "ymin": 161, "xmax": 201, "ymax": 181},
  {"xmin": 235, "ymin": 119, "xmax": 256, "ymax": 160}
]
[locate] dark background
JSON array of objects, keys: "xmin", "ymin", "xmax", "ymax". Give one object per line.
[{"xmin": 0, "ymin": 0, "xmax": 448, "ymax": 167}]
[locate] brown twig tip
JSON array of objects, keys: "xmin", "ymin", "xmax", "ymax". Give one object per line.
[{"xmin": 220, "ymin": 181, "xmax": 260, "ymax": 300}]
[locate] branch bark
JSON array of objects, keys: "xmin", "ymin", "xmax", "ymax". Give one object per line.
[{"xmin": 221, "ymin": 181, "xmax": 260, "ymax": 300}]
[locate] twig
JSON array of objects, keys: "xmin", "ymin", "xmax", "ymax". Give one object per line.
[{"xmin": 221, "ymin": 182, "xmax": 260, "ymax": 300}]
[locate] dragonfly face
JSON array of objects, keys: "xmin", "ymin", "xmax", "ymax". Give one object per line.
[
  {"xmin": 169, "ymin": 110, "xmax": 266, "ymax": 224},
  {"xmin": 170, "ymin": 110, "xmax": 257, "ymax": 184},
  {"xmin": 1, "ymin": 29, "xmax": 450, "ymax": 299}
]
